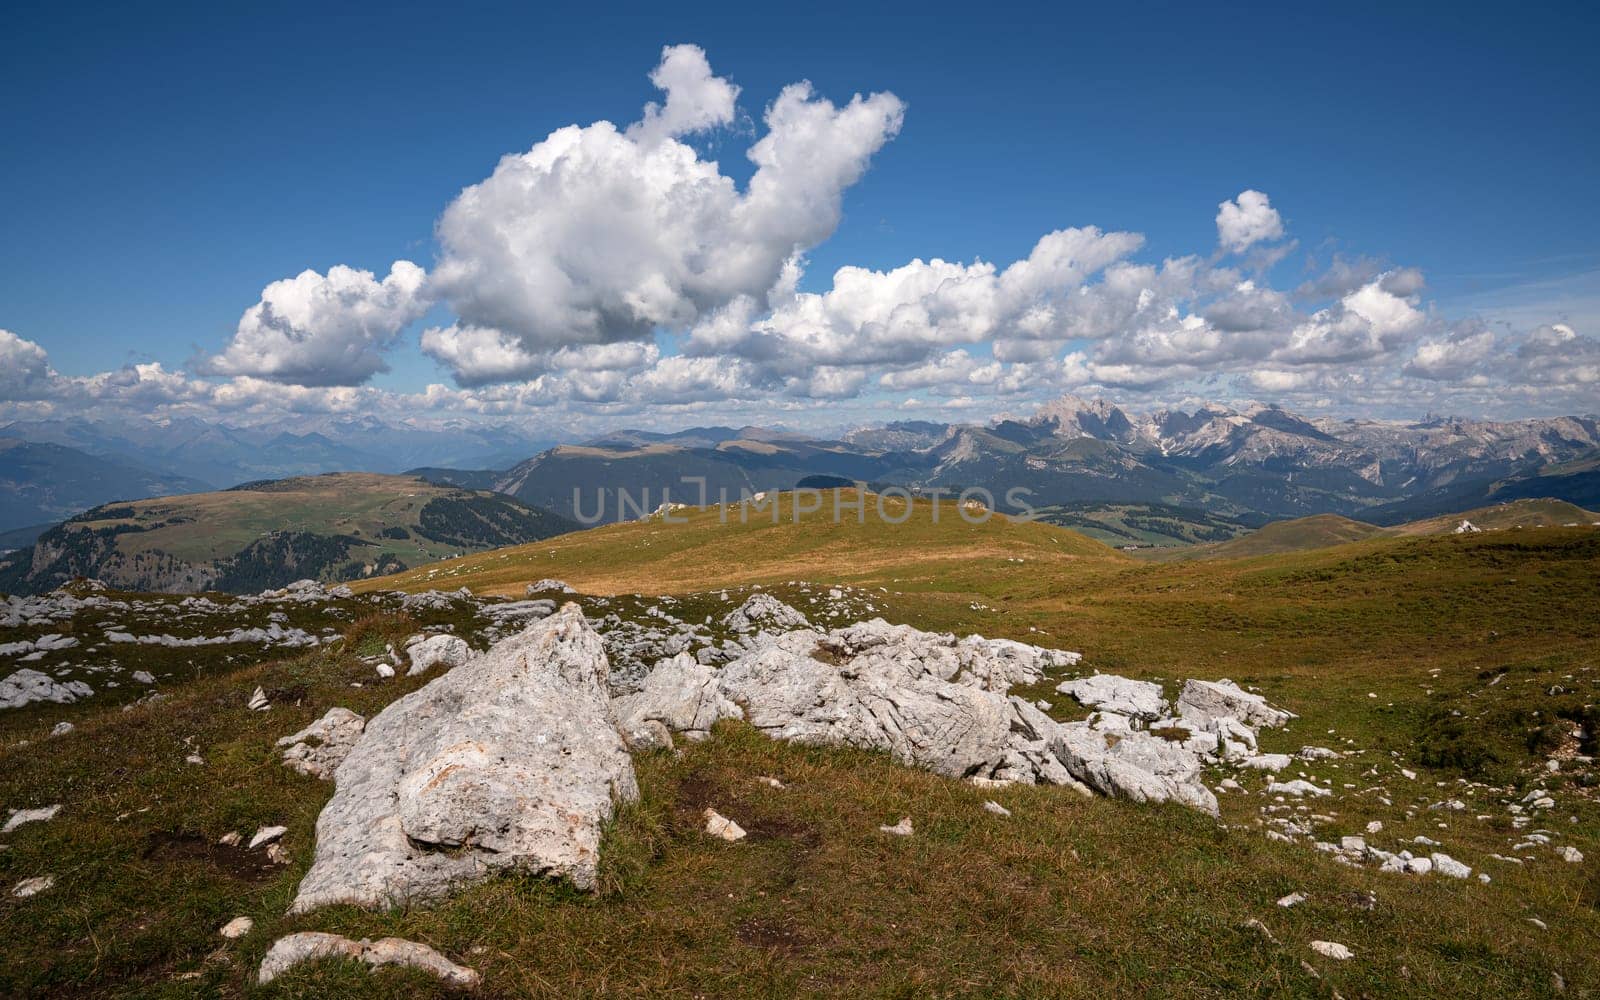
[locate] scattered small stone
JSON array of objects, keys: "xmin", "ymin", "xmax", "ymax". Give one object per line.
[
  {"xmin": 1310, "ymin": 940, "xmax": 1353, "ymax": 960},
  {"xmin": 983, "ymin": 800, "xmax": 1011, "ymax": 817},
  {"xmin": 880, "ymin": 817, "xmax": 914, "ymax": 837},
  {"xmin": 220, "ymin": 916, "xmax": 255, "ymax": 939},
  {"xmin": 757, "ymin": 776, "xmax": 785, "ymax": 789},
  {"xmin": 703, "ymin": 808, "xmax": 746, "ymax": 842},
  {"xmin": 248, "ymin": 825, "xmax": 287, "ymax": 849},
  {"xmin": 1557, "ymin": 846, "xmax": 1583, "ymax": 863},
  {"xmin": 2, "ymin": 804, "xmax": 61, "ymax": 833},
  {"xmin": 247, "ymin": 687, "xmax": 270, "ymax": 711},
  {"xmin": 1277, "ymin": 892, "xmax": 1306, "ymax": 908},
  {"xmin": 12, "ymin": 875, "xmax": 54, "ymax": 898},
  {"xmin": 218, "ymin": 831, "xmax": 242, "ymax": 847},
  {"xmin": 49, "ymin": 721, "xmax": 74, "ymax": 737}
]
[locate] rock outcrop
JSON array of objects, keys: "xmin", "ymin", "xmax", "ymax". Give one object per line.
[
  {"xmin": 609, "ymin": 652, "xmax": 741, "ymax": 742},
  {"xmin": 723, "ymin": 592, "xmax": 811, "ymax": 633},
  {"xmin": 0, "ymin": 669, "xmax": 92, "ymax": 710},
  {"xmin": 275, "ymin": 708, "xmax": 366, "ymax": 780},
  {"xmin": 289, "ymin": 604, "xmax": 637, "ymax": 913}
]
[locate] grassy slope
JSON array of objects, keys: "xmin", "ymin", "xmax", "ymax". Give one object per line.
[
  {"xmin": 2, "ymin": 495, "xmax": 1598, "ymax": 997},
  {"xmin": 360, "ymin": 491, "xmax": 1119, "ymax": 598},
  {"xmin": 1177, "ymin": 497, "xmax": 1600, "ymax": 562},
  {"xmin": 29, "ymin": 473, "xmax": 573, "ymax": 588}
]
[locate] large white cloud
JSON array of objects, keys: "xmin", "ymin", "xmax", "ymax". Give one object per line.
[
  {"xmin": 203, "ymin": 260, "xmax": 429, "ymax": 385},
  {"xmin": 1216, "ymin": 189, "xmax": 1284, "ymax": 253},
  {"xmin": 422, "ymin": 45, "xmax": 904, "ymax": 374}
]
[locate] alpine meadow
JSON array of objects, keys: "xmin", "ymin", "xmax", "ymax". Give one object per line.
[{"xmin": 2, "ymin": 7, "xmax": 1597, "ymax": 999}]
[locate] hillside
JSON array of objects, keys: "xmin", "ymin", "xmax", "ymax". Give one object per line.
[
  {"xmin": 0, "ymin": 472, "xmax": 576, "ymax": 595},
  {"xmin": 1032, "ymin": 501, "xmax": 1253, "ymax": 548},
  {"xmin": 362, "ymin": 490, "xmax": 1120, "ymax": 597},
  {"xmin": 1, "ymin": 505, "xmax": 1597, "ymax": 997},
  {"xmin": 1186, "ymin": 498, "xmax": 1600, "ymax": 561},
  {"xmin": 0, "ymin": 437, "xmax": 211, "ymax": 531}
]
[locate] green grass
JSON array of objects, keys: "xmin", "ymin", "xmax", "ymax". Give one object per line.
[{"xmin": 3, "ymin": 498, "xmax": 1598, "ymax": 997}]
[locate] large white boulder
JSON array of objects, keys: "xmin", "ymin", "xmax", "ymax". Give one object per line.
[{"xmin": 289, "ymin": 604, "xmax": 637, "ymax": 913}]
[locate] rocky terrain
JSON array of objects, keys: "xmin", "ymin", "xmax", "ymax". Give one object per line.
[
  {"xmin": 2, "ymin": 563, "xmax": 1596, "ymax": 994},
  {"xmin": 1, "ymin": 500, "xmax": 1596, "ymax": 997}
]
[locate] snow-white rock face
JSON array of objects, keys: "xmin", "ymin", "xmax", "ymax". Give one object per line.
[
  {"xmin": 257, "ymin": 932, "xmax": 479, "ymax": 988},
  {"xmin": 609, "ymin": 652, "xmax": 741, "ymax": 741},
  {"xmin": 1177, "ymin": 679, "xmax": 1294, "ymax": 728},
  {"xmin": 405, "ymin": 634, "xmax": 472, "ymax": 676},
  {"xmin": 0, "ymin": 669, "xmax": 92, "ymax": 710},
  {"xmin": 289, "ymin": 604, "xmax": 637, "ymax": 913},
  {"xmin": 1057, "ymin": 674, "xmax": 1167, "ymax": 723},
  {"xmin": 723, "ymin": 593, "xmax": 811, "ymax": 634},
  {"xmin": 276, "ymin": 708, "xmax": 367, "ymax": 781}
]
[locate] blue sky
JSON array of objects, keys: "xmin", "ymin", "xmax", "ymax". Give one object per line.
[{"xmin": 2, "ymin": 1, "xmax": 1596, "ymax": 429}]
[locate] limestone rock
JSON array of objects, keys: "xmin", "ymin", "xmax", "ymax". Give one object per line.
[
  {"xmin": 289, "ymin": 604, "xmax": 637, "ymax": 913},
  {"xmin": 3, "ymin": 805, "xmax": 60, "ymax": 833},
  {"xmin": 610, "ymin": 652, "xmax": 741, "ymax": 740},
  {"xmin": 527, "ymin": 579, "xmax": 576, "ymax": 595},
  {"xmin": 1057, "ymin": 674, "xmax": 1167, "ymax": 723},
  {"xmin": 276, "ymin": 708, "xmax": 367, "ymax": 781},
  {"xmin": 1176, "ymin": 678, "xmax": 1293, "ymax": 728},
  {"xmin": 1049, "ymin": 724, "xmax": 1219, "ymax": 815},
  {"xmin": 249, "ymin": 825, "xmax": 287, "ymax": 849},
  {"xmin": 723, "ymin": 593, "xmax": 811, "ymax": 634},
  {"xmin": 719, "ymin": 624, "xmax": 1017, "ymax": 779},
  {"xmin": 220, "ymin": 916, "xmax": 254, "ymax": 939},
  {"xmin": 405, "ymin": 635, "xmax": 472, "ymax": 676},
  {"xmin": 703, "ymin": 808, "xmax": 746, "ymax": 841},
  {"xmin": 12, "ymin": 875, "xmax": 54, "ymax": 898},
  {"xmin": 257, "ymin": 932, "xmax": 479, "ymax": 989},
  {"xmin": 0, "ymin": 669, "xmax": 92, "ymax": 710},
  {"xmin": 1309, "ymin": 940, "xmax": 1353, "ymax": 960},
  {"xmin": 880, "ymin": 817, "xmax": 914, "ymax": 836}
]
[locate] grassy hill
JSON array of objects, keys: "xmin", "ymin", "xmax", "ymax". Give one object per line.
[
  {"xmin": 1033, "ymin": 501, "xmax": 1252, "ymax": 549},
  {"xmin": 0, "ymin": 472, "xmax": 576, "ymax": 594},
  {"xmin": 359, "ymin": 490, "xmax": 1121, "ymax": 597},
  {"xmin": 1180, "ymin": 498, "xmax": 1599, "ymax": 561},
  {"xmin": 1, "ymin": 494, "xmax": 1597, "ymax": 997}
]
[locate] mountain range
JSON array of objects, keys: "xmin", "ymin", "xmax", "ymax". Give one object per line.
[
  {"xmin": 455, "ymin": 397, "xmax": 1600, "ymax": 526},
  {"xmin": 2, "ymin": 398, "xmax": 1597, "ymax": 534}
]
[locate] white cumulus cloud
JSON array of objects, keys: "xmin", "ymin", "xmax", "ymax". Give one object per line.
[
  {"xmin": 204, "ymin": 260, "xmax": 429, "ymax": 385},
  {"xmin": 1216, "ymin": 189, "xmax": 1285, "ymax": 253}
]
